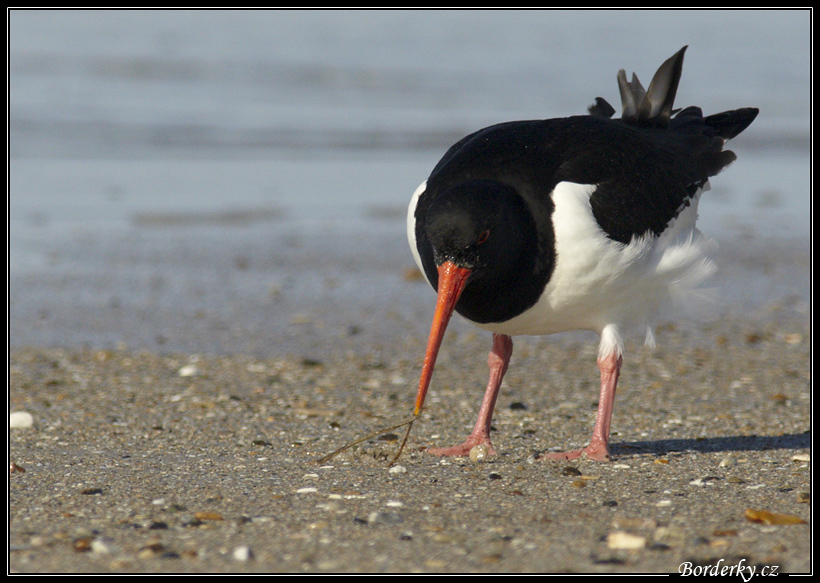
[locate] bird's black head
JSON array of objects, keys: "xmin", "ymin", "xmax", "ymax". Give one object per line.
[{"xmin": 420, "ymin": 179, "xmax": 543, "ymax": 324}]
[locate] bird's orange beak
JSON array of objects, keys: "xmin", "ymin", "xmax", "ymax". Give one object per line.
[{"xmin": 413, "ymin": 260, "xmax": 471, "ymax": 416}]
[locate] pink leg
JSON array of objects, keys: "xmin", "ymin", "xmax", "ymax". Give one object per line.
[
  {"xmin": 427, "ymin": 334, "xmax": 513, "ymax": 457},
  {"xmin": 538, "ymin": 352, "xmax": 623, "ymax": 462}
]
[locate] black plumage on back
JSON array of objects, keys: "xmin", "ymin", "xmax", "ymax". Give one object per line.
[{"xmin": 585, "ymin": 46, "xmax": 758, "ymax": 242}]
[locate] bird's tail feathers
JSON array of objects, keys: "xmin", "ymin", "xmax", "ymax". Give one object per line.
[
  {"xmin": 589, "ymin": 46, "xmax": 688, "ymax": 126},
  {"xmin": 588, "ymin": 46, "xmax": 759, "ymax": 143}
]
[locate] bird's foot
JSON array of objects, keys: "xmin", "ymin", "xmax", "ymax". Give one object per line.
[
  {"xmin": 427, "ymin": 436, "xmax": 497, "ymax": 457},
  {"xmin": 536, "ymin": 444, "xmax": 610, "ymax": 462}
]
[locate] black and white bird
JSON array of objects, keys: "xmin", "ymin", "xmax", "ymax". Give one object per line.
[{"xmin": 406, "ymin": 46, "xmax": 758, "ymax": 461}]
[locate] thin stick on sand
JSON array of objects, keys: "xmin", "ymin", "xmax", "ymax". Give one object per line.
[{"xmin": 315, "ymin": 414, "xmax": 418, "ymax": 466}]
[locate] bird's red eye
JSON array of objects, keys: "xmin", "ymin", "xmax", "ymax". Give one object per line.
[{"xmin": 476, "ymin": 230, "xmax": 490, "ymax": 245}]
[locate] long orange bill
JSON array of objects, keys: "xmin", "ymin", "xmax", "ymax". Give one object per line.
[{"xmin": 413, "ymin": 260, "xmax": 472, "ymax": 416}]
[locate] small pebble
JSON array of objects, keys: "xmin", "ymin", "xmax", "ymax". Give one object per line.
[
  {"xmin": 689, "ymin": 476, "xmax": 720, "ymax": 487},
  {"xmin": 178, "ymin": 364, "xmax": 198, "ymax": 377},
  {"xmin": 232, "ymin": 546, "xmax": 253, "ymax": 561},
  {"xmin": 792, "ymin": 453, "xmax": 810, "ymax": 463},
  {"xmin": 388, "ymin": 465, "xmax": 407, "ymax": 474},
  {"xmin": 653, "ymin": 526, "xmax": 685, "ymax": 547},
  {"xmin": 295, "ymin": 487, "xmax": 318, "ymax": 494},
  {"xmin": 469, "ymin": 444, "xmax": 489, "ymax": 463},
  {"xmin": 73, "ymin": 538, "xmax": 93, "ymax": 552},
  {"xmin": 607, "ymin": 531, "xmax": 646, "ymax": 550},
  {"xmin": 719, "ymin": 456, "xmax": 737, "ymax": 467},
  {"xmin": 138, "ymin": 543, "xmax": 164, "ymax": 559},
  {"xmin": 783, "ymin": 333, "xmax": 802, "ymax": 344},
  {"xmin": 9, "ymin": 411, "xmax": 34, "ymax": 429},
  {"xmin": 91, "ymin": 539, "xmax": 113, "ymax": 554}
]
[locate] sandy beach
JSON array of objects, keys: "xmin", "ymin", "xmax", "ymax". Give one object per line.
[{"xmin": 9, "ymin": 279, "xmax": 811, "ymax": 573}]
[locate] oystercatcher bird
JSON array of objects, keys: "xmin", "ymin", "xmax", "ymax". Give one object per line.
[{"xmin": 407, "ymin": 47, "xmax": 758, "ymax": 461}]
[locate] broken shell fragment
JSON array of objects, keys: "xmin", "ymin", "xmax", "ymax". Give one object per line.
[{"xmin": 469, "ymin": 444, "xmax": 490, "ymax": 463}]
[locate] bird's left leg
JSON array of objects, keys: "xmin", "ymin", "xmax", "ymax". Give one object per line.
[
  {"xmin": 538, "ymin": 351, "xmax": 622, "ymax": 462},
  {"xmin": 427, "ymin": 333, "xmax": 513, "ymax": 457}
]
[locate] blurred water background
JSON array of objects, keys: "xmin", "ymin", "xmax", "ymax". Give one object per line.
[{"xmin": 9, "ymin": 9, "xmax": 810, "ymax": 357}]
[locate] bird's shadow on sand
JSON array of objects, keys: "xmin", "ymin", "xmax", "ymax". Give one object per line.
[{"xmin": 612, "ymin": 432, "xmax": 810, "ymax": 458}]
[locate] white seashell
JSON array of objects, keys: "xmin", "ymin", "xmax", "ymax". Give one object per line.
[{"xmin": 9, "ymin": 411, "xmax": 34, "ymax": 428}]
